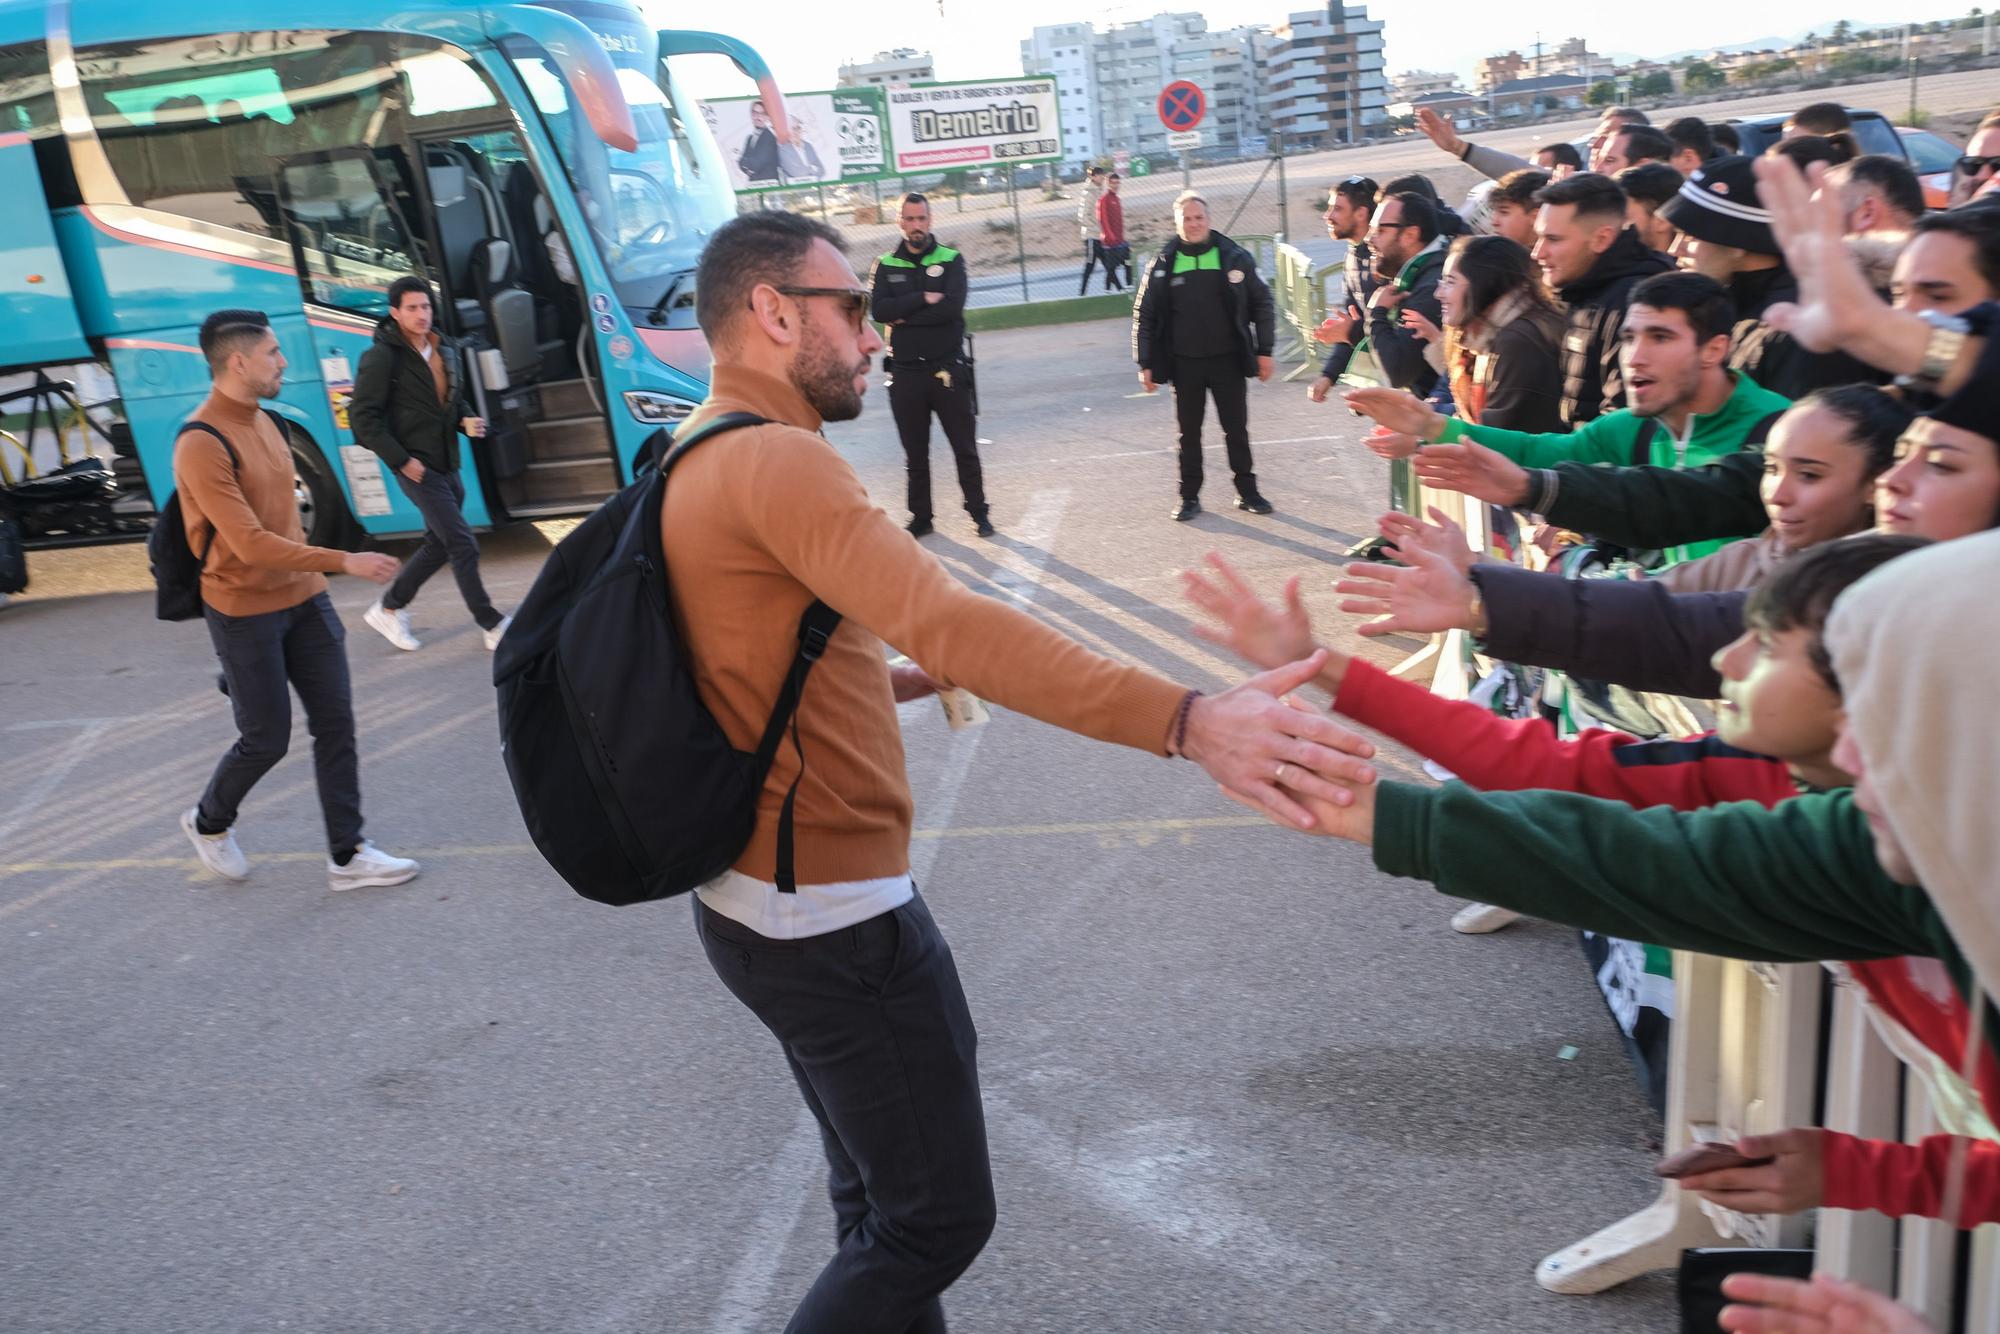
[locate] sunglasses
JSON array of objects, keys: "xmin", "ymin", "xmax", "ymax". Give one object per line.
[
  {"xmin": 1957, "ymin": 155, "xmax": 2000, "ymax": 176},
  {"xmin": 770, "ymin": 285, "xmax": 870, "ymax": 330}
]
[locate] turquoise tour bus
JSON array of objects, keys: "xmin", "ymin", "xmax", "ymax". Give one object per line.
[{"xmin": 0, "ymin": 0, "xmax": 784, "ymax": 547}]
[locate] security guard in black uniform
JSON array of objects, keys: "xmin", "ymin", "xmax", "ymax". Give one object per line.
[{"xmin": 868, "ymin": 192, "xmax": 991, "ymax": 538}]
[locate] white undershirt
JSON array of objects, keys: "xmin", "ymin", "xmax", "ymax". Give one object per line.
[
  {"xmin": 696, "ymin": 868, "xmax": 914, "ymax": 939},
  {"xmin": 418, "ymin": 341, "xmax": 434, "ymax": 363}
]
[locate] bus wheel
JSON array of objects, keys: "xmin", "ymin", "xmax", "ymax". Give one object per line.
[{"xmin": 287, "ymin": 428, "xmax": 356, "ymax": 550}]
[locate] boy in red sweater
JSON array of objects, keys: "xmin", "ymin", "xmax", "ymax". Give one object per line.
[
  {"xmin": 1094, "ymin": 172, "xmax": 1127, "ymax": 292},
  {"xmin": 1184, "ymin": 533, "xmax": 2000, "ymax": 1231}
]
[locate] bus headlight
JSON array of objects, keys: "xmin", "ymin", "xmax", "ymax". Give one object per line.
[{"xmin": 623, "ymin": 391, "xmax": 697, "ymax": 424}]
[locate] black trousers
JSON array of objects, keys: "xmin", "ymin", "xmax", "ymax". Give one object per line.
[
  {"xmin": 1171, "ymin": 354, "xmax": 1257, "ymax": 502},
  {"xmin": 888, "ymin": 365, "xmax": 986, "ymax": 524},
  {"xmin": 382, "ymin": 467, "xmax": 500, "ymax": 630},
  {"xmin": 695, "ymin": 893, "xmax": 995, "ymax": 1334},
  {"xmin": 197, "ymin": 591, "xmax": 363, "ymax": 857},
  {"xmin": 1079, "ymin": 239, "xmax": 1120, "ymax": 294}
]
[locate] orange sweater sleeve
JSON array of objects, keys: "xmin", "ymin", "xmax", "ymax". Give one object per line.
[
  {"xmin": 175, "ymin": 430, "xmax": 348, "ymax": 575},
  {"xmin": 736, "ymin": 428, "xmax": 1184, "ymax": 754}
]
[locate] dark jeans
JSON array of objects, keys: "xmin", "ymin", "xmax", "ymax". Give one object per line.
[
  {"xmin": 198, "ymin": 591, "xmax": 363, "ymax": 858},
  {"xmin": 694, "ymin": 893, "xmax": 995, "ymax": 1334},
  {"xmin": 382, "ymin": 466, "xmax": 500, "ymax": 630},
  {"xmin": 888, "ymin": 365, "xmax": 986, "ymax": 525},
  {"xmin": 1171, "ymin": 354, "xmax": 1256, "ymax": 502}
]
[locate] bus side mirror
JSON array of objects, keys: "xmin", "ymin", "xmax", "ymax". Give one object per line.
[{"xmin": 491, "ymin": 5, "xmax": 639, "ymax": 153}]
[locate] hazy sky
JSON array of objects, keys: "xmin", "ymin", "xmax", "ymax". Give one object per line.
[{"xmin": 647, "ymin": 0, "xmax": 1897, "ymax": 100}]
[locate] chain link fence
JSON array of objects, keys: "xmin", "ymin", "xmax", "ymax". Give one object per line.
[{"xmin": 741, "ymin": 144, "xmax": 1490, "ymax": 311}]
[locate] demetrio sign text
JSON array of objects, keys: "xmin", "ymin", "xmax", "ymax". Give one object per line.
[{"xmin": 886, "ymin": 78, "xmax": 1064, "ymax": 172}]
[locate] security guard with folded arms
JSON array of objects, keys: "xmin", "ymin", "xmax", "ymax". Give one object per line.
[{"xmin": 869, "ymin": 192, "xmax": 991, "ymax": 538}]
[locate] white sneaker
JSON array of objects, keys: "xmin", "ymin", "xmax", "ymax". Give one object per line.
[
  {"xmin": 364, "ymin": 599, "xmax": 421, "ymax": 651},
  {"xmin": 328, "ymin": 841, "xmax": 421, "ymax": 891},
  {"xmin": 1451, "ymin": 902, "xmax": 1523, "ymax": 935},
  {"xmin": 482, "ymin": 614, "xmax": 513, "ymax": 652},
  {"xmin": 180, "ymin": 806, "xmax": 249, "ymax": 881}
]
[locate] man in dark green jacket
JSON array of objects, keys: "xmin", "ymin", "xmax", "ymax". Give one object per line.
[{"xmin": 350, "ymin": 276, "xmax": 508, "ymax": 652}]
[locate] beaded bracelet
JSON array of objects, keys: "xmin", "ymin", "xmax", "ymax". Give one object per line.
[{"xmin": 1170, "ymin": 689, "xmax": 1203, "ymax": 757}]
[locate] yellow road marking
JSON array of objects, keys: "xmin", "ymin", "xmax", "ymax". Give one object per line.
[{"xmin": 0, "ymin": 817, "xmax": 1271, "ymax": 882}]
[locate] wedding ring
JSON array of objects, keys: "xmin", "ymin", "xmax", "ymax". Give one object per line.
[{"xmin": 1274, "ymin": 761, "xmax": 1289, "ymax": 784}]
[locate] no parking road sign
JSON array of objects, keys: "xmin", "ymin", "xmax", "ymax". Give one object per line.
[{"xmin": 1157, "ymin": 80, "xmax": 1205, "ymax": 133}]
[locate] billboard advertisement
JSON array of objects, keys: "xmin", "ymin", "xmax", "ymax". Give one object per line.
[
  {"xmin": 884, "ymin": 77, "xmax": 1063, "ymax": 173},
  {"xmin": 699, "ymin": 88, "xmax": 888, "ymax": 193}
]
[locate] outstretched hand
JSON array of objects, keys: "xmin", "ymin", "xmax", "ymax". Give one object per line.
[
  {"xmin": 1335, "ymin": 540, "xmax": 1480, "ymax": 638},
  {"xmin": 1379, "ymin": 506, "xmax": 1481, "ymax": 577},
  {"xmin": 1682, "ymin": 1128, "xmax": 1825, "ymax": 1216},
  {"xmin": 1718, "ymin": 1273, "xmax": 1936, "ymax": 1333},
  {"xmin": 1363, "ymin": 427, "xmax": 1421, "ymax": 460},
  {"xmin": 1182, "ymin": 552, "xmax": 1335, "ymax": 679},
  {"xmin": 1754, "ymin": 156, "xmax": 1880, "ymax": 355},
  {"xmin": 1415, "ymin": 107, "xmax": 1467, "ymax": 159},
  {"xmin": 1342, "ymin": 387, "xmax": 1441, "ymax": 439},
  {"xmin": 1179, "ymin": 652, "xmax": 1377, "ymax": 832},
  {"xmin": 1411, "ymin": 441, "xmax": 1533, "ymax": 507},
  {"xmin": 1217, "ymin": 697, "xmax": 1379, "ymax": 844}
]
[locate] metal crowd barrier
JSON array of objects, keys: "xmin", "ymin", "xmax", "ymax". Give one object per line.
[
  {"xmin": 1270, "ymin": 237, "xmax": 1335, "ymax": 383},
  {"xmin": 1413, "ymin": 509, "xmax": 1998, "ymax": 1328}
]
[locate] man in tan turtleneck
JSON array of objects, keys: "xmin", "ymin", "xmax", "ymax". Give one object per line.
[
  {"xmin": 664, "ymin": 212, "xmax": 1380, "ymax": 1331},
  {"xmin": 172, "ymin": 309, "xmax": 421, "ymax": 893}
]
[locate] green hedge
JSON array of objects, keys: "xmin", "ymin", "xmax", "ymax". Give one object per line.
[{"xmin": 964, "ymin": 293, "xmax": 1131, "ymax": 333}]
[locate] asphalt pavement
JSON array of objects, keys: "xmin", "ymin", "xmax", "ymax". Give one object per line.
[{"xmin": 1, "ymin": 319, "xmax": 1679, "ymax": 1332}]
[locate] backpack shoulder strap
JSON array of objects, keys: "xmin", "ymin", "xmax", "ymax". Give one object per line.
[
  {"xmin": 1744, "ymin": 409, "xmax": 1786, "ymax": 448},
  {"xmin": 657, "ymin": 411, "xmax": 770, "ymax": 477},
  {"xmin": 178, "ymin": 421, "xmax": 241, "ymax": 471},
  {"xmin": 177, "ymin": 422, "xmax": 241, "ymax": 566},
  {"xmin": 650, "ymin": 407, "xmax": 834, "ymax": 893},
  {"xmin": 1629, "ymin": 417, "xmax": 1661, "ymax": 468},
  {"xmin": 755, "ymin": 600, "xmax": 843, "ymax": 894}
]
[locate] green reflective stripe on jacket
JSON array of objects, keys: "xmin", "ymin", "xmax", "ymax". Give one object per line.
[
  {"xmin": 1171, "ymin": 249, "xmax": 1222, "ymax": 275},
  {"xmin": 879, "ymin": 245, "xmax": 961, "ymax": 267}
]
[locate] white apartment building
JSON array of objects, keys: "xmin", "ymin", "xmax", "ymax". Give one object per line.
[
  {"xmin": 836, "ymin": 49, "xmax": 936, "ymax": 89},
  {"xmin": 1021, "ymin": 6, "xmax": 1385, "ymax": 164},
  {"xmin": 1258, "ymin": 4, "xmax": 1387, "ymax": 150},
  {"xmin": 1020, "ymin": 24, "xmax": 1101, "ymax": 165},
  {"xmin": 1390, "ymin": 69, "xmax": 1460, "ymax": 102}
]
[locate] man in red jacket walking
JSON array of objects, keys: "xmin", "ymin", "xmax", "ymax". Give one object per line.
[{"xmin": 1094, "ymin": 172, "xmax": 1128, "ymax": 292}]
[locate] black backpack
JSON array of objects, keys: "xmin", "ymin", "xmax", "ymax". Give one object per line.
[
  {"xmin": 493, "ymin": 412, "xmax": 842, "ymax": 906},
  {"xmin": 146, "ymin": 422, "xmax": 239, "ymax": 621}
]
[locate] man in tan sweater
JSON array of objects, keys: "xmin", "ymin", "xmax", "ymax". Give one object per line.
[
  {"xmin": 173, "ymin": 309, "xmax": 421, "ymax": 892},
  {"xmin": 665, "ymin": 213, "xmax": 1379, "ymax": 1331}
]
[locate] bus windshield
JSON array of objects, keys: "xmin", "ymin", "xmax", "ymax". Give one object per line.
[{"xmin": 506, "ymin": 42, "xmax": 732, "ymax": 315}]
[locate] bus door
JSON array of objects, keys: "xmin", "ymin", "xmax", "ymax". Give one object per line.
[
  {"xmin": 272, "ymin": 145, "xmax": 465, "ymax": 534},
  {"xmin": 409, "ymin": 125, "xmax": 616, "ymax": 519}
]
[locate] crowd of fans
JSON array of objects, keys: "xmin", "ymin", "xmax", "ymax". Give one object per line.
[{"xmin": 1181, "ymin": 102, "xmax": 2000, "ymax": 1328}]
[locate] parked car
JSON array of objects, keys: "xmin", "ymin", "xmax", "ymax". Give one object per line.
[
  {"xmin": 1899, "ymin": 125, "xmax": 1962, "ymax": 210},
  {"xmin": 1724, "ymin": 107, "xmax": 1908, "ymax": 161}
]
